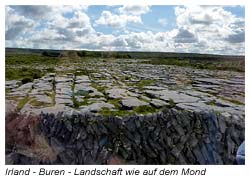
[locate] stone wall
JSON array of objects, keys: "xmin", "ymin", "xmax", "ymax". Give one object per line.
[{"xmin": 36, "ymin": 108, "xmax": 244, "ymax": 165}]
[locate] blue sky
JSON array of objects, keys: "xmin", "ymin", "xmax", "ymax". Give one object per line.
[{"xmin": 5, "ymin": 5, "xmax": 245, "ymax": 55}]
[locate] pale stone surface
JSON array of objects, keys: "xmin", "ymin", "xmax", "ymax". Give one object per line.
[
  {"xmin": 150, "ymin": 98, "xmax": 168, "ymax": 108},
  {"xmin": 106, "ymin": 88, "xmax": 127, "ymax": 99},
  {"xmin": 80, "ymin": 102, "xmax": 115, "ymax": 113},
  {"xmin": 121, "ymin": 97, "xmax": 149, "ymax": 109}
]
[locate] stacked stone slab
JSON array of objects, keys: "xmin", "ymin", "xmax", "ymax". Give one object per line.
[{"xmin": 7, "ymin": 108, "xmax": 244, "ymax": 165}]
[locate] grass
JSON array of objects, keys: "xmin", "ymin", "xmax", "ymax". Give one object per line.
[
  {"xmin": 142, "ymin": 58, "xmax": 244, "ymax": 72},
  {"xmin": 169, "ymin": 98, "xmax": 175, "ymax": 108},
  {"xmin": 219, "ymin": 96, "xmax": 244, "ymax": 105},
  {"xmin": 91, "ymin": 83, "xmax": 107, "ymax": 93},
  {"xmin": 29, "ymin": 99, "xmax": 51, "ymax": 107},
  {"xmin": 137, "ymin": 79, "xmax": 155, "ymax": 89},
  {"xmin": 50, "ymin": 92, "xmax": 56, "ymax": 105},
  {"xmin": 133, "ymin": 105, "xmax": 160, "ymax": 114},
  {"xmin": 6, "ymin": 67, "xmax": 42, "ymax": 81},
  {"xmin": 206, "ymin": 100, "xmax": 217, "ymax": 106},
  {"xmin": 17, "ymin": 96, "xmax": 29, "ymax": 111},
  {"xmin": 6, "ymin": 53, "xmax": 56, "ymax": 81},
  {"xmin": 6, "ymin": 54, "xmax": 59, "ymax": 66},
  {"xmin": 99, "ymin": 107, "xmax": 133, "ymax": 117}
]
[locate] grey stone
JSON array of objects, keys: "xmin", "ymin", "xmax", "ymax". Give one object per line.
[
  {"xmin": 144, "ymin": 86, "xmax": 166, "ymax": 90},
  {"xmin": 159, "ymin": 91, "xmax": 200, "ymax": 103},
  {"xmin": 120, "ymin": 97, "xmax": 149, "ymax": 109},
  {"xmin": 150, "ymin": 98, "xmax": 168, "ymax": 108},
  {"xmin": 80, "ymin": 102, "xmax": 115, "ymax": 113},
  {"xmin": 15, "ymin": 82, "xmax": 33, "ymax": 91},
  {"xmin": 105, "ymin": 88, "xmax": 128, "ymax": 99},
  {"xmin": 75, "ymin": 75, "xmax": 90, "ymax": 83},
  {"xmin": 55, "ymin": 77, "xmax": 73, "ymax": 83}
]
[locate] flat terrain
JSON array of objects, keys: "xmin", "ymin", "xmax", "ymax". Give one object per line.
[
  {"xmin": 5, "ymin": 48, "xmax": 245, "ymax": 117},
  {"xmin": 5, "ymin": 48, "xmax": 245, "ymax": 165}
]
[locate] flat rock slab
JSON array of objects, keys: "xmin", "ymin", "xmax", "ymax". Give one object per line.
[
  {"xmin": 22, "ymin": 104, "xmax": 73, "ymax": 115},
  {"xmin": 74, "ymin": 84, "xmax": 95, "ymax": 94},
  {"xmin": 195, "ymin": 78, "xmax": 221, "ymax": 85},
  {"xmin": 150, "ymin": 99, "xmax": 168, "ymax": 108},
  {"xmin": 146, "ymin": 89, "xmax": 200, "ymax": 103},
  {"xmin": 56, "ymin": 89, "xmax": 72, "ymax": 96},
  {"xmin": 33, "ymin": 95, "xmax": 51, "ymax": 104},
  {"xmin": 176, "ymin": 102, "xmax": 244, "ymax": 115},
  {"xmin": 80, "ymin": 102, "xmax": 115, "ymax": 113},
  {"xmin": 143, "ymin": 86, "xmax": 167, "ymax": 90},
  {"xmin": 75, "ymin": 75, "xmax": 90, "ymax": 83},
  {"xmin": 106, "ymin": 88, "xmax": 127, "ymax": 99},
  {"xmin": 33, "ymin": 83, "xmax": 53, "ymax": 91},
  {"xmin": 176, "ymin": 102, "xmax": 211, "ymax": 112},
  {"xmin": 6, "ymin": 80, "xmax": 20, "ymax": 89},
  {"xmin": 55, "ymin": 98, "xmax": 73, "ymax": 106},
  {"xmin": 55, "ymin": 77, "xmax": 73, "ymax": 83},
  {"xmin": 160, "ymin": 92, "xmax": 200, "ymax": 103},
  {"xmin": 120, "ymin": 97, "xmax": 149, "ymax": 109},
  {"xmin": 15, "ymin": 82, "xmax": 33, "ymax": 91},
  {"xmin": 55, "ymin": 94, "xmax": 72, "ymax": 99}
]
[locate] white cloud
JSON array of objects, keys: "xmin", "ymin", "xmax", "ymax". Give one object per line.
[
  {"xmin": 174, "ymin": 28, "xmax": 197, "ymax": 43},
  {"xmin": 95, "ymin": 11, "xmax": 142, "ymax": 28},
  {"xmin": 119, "ymin": 5, "xmax": 150, "ymax": 15},
  {"xmin": 158, "ymin": 18, "xmax": 168, "ymax": 27},
  {"xmin": 5, "ymin": 5, "xmax": 245, "ymax": 55},
  {"xmin": 175, "ymin": 6, "xmax": 244, "ymax": 41},
  {"xmin": 5, "ymin": 6, "xmax": 36, "ymax": 40},
  {"xmin": 173, "ymin": 5, "xmax": 245, "ymax": 54}
]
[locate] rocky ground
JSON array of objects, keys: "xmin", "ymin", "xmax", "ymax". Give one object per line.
[
  {"xmin": 6, "ymin": 59, "xmax": 245, "ymax": 118},
  {"xmin": 5, "ymin": 58, "xmax": 245, "ymax": 165}
]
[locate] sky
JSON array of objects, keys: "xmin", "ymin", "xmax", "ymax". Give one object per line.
[{"xmin": 5, "ymin": 5, "xmax": 245, "ymax": 55}]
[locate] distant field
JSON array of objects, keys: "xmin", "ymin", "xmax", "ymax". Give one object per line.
[{"xmin": 5, "ymin": 48, "xmax": 245, "ymax": 81}]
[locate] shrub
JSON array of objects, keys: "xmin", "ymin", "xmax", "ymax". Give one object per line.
[
  {"xmin": 169, "ymin": 99, "xmax": 175, "ymax": 108},
  {"xmin": 21, "ymin": 77, "xmax": 33, "ymax": 84}
]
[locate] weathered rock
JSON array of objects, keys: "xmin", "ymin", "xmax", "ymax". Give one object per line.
[
  {"xmin": 150, "ymin": 98, "xmax": 168, "ymax": 108},
  {"xmin": 120, "ymin": 97, "xmax": 149, "ymax": 109},
  {"xmin": 55, "ymin": 77, "xmax": 73, "ymax": 83},
  {"xmin": 80, "ymin": 102, "xmax": 115, "ymax": 113},
  {"xmin": 105, "ymin": 88, "xmax": 127, "ymax": 99}
]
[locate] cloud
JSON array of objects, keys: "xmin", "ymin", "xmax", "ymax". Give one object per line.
[
  {"xmin": 5, "ymin": 5, "xmax": 245, "ymax": 55},
  {"xmin": 5, "ymin": 7, "xmax": 35, "ymax": 40},
  {"xmin": 225, "ymin": 31, "xmax": 245, "ymax": 43},
  {"xmin": 9, "ymin": 5, "xmax": 52, "ymax": 19},
  {"xmin": 174, "ymin": 29, "xmax": 197, "ymax": 43},
  {"xmin": 173, "ymin": 5, "xmax": 244, "ymax": 54},
  {"xmin": 158, "ymin": 18, "xmax": 168, "ymax": 27},
  {"xmin": 95, "ymin": 11, "xmax": 142, "ymax": 28},
  {"xmin": 119, "ymin": 5, "xmax": 150, "ymax": 15}
]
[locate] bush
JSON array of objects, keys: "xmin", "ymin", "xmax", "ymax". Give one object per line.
[
  {"xmin": 32, "ymin": 73, "xmax": 41, "ymax": 79},
  {"xmin": 21, "ymin": 77, "xmax": 33, "ymax": 84}
]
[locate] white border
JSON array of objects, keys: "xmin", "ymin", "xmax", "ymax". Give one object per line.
[{"xmin": 0, "ymin": 0, "xmax": 249, "ymax": 179}]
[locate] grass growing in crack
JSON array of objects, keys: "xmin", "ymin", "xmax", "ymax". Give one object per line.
[
  {"xmin": 17, "ymin": 96, "xmax": 29, "ymax": 111},
  {"xmin": 169, "ymin": 98, "xmax": 175, "ymax": 108},
  {"xmin": 99, "ymin": 107, "xmax": 133, "ymax": 117},
  {"xmin": 29, "ymin": 99, "xmax": 51, "ymax": 107},
  {"xmin": 91, "ymin": 83, "xmax": 107, "ymax": 93},
  {"xmin": 133, "ymin": 105, "xmax": 159, "ymax": 114},
  {"xmin": 137, "ymin": 79, "xmax": 155, "ymax": 89},
  {"xmin": 219, "ymin": 96, "xmax": 244, "ymax": 105},
  {"xmin": 206, "ymin": 100, "xmax": 217, "ymax": 106}
]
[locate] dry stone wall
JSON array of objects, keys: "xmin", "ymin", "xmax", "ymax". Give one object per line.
[{"xmin": 35, "ymin": 108, "xmax": 244, "ymax": 165}]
